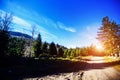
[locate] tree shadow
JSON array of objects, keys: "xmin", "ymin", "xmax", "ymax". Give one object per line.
[{"xmin": 0, "ymin": 57, "xmax": 120, "ymax": 80}]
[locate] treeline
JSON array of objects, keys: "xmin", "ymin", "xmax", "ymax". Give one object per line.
[
  {"xmin": 64, "ymin": 45, "xmax": 105, "ymax": 58},
  {"xmin": 0, "ymin": 12, "xmax": 102, "ymax": 59},
  {"xmin": 31, "ymin": 33, "xmax": 67, "ymax": 57},
  {"xmin": 31, "ymin": 34, "xmax": 104, "ymax": 58},
  {"xmin": 0, "ymin": 12, "xmax": 120, "ymax": 59},
  {"xmin": 0, "ymin": 12, "xmax": 67, "ymax": 58}
]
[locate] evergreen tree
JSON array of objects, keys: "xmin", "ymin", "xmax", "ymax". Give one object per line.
[
  {"xmin": 64, "ymin": 49, "xmax": 68, "ymax": 57},
  {"xmin": 58, "ymin": 47, "xmax": 64, "ymax": 57},
  {"xmin": 75, "ymin": 48, "xmax": 80, "ymax": 57},
  {"xmin": 67, "ymin": 49, "xmax": 72, "ymax": 57},
  {"xmin": 80, "ymin": 47, "xmax": 88, "ymax": 56},
  {"xmin": 70, "ymin": 49, "xmax": 74, "ymax": 57},
  {"xmin": 56, "ymin": 44, "xmax": 60, "ymax": 48},
  {"xmin": 33, "ymin": 33, "xmax": 42, "ymax": 57},
  {"xmin": 97, "ymin": 16, "xmax": 120, "ymax": 55},
  {"xmin": 49, "ymin": 42, "xmax": 57, "ymax": 55},
  {"xmin": 42, "ymin": 41, "xmax": 48, "ymax": 54}
]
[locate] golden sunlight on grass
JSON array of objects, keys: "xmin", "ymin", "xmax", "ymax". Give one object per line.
[{"xmin": 104, "ymin": 56, "xmax": 120, "ymax": 62}]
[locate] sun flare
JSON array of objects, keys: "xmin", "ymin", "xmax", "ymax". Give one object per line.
[{"xmin": 96, "ymin": 43, "xmax": 104, "ymax": 51}]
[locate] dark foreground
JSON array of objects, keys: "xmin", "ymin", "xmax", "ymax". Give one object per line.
[{"xmin": 0, "ymin": 57, "xmax": 120, "ymax": 80}]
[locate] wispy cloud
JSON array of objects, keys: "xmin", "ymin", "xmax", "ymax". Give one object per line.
[
  {"xmin": 57, "ymin": 22, "xmax": 76, "ymax": 32},
  {"xmin": 32, "ymin": 12, "xmax": 76, "ymax": 32},
  {"xmin": 13, "ymin": 16, "xmax": 31, "ymax": 27},
  {"xmin": 1, "ymin": 2, "xmax": 77, "ymax": 46},
  {"xmin": 13, "ymin": 17, "xmax": 58, "ymax": 40},
  {"xmin": 0, "ymin": 10, "xmax": 57, "ymax": 41},
  {"xmin": 4, "ymin": 1, "xmax": 77, "ymax": 33}
]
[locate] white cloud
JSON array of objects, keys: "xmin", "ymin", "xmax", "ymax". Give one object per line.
[
  {"xmin": 0, "ymin": 10, "xmax": 57, "ymax": 41},
  {"xmin": 3, "ymin": 2, "xmax": 77, "ymax": 33},
  {"xmin": 13, "ymin": 16, "xmax": 31, "ymax": 27},
  {"xmin": 33, "ymin": 13, "xmax": 76, "ymax": 33},
  {"xmin": 1, "ymin": 4, "xmax": 76, "ymax": 47},
  {"xmin": 57, "ymin": 22, "xmax": 76, "ymax": 32},
  {"xmin": 31, "ymin": 12, "xmax": 76, "ymax": 32},
  {"xmin": 34, "ymin": 24, "xmax": 57, "ymax": 39}
]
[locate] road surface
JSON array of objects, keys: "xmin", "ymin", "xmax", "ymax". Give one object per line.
[{"xmin": 24, "ymin": 57, "xmax": 120, "ymax": 80}]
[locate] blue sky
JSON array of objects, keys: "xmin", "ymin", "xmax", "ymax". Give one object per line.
[{"xmin": 0, "ymin": 0, "xmax": 120, "ymax": 48}]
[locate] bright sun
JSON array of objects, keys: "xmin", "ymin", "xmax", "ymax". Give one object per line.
[
  {"xmin": 94, "ymin": 40, "xmax": 104, "ymax": 51},
  {"xmin": 96, "ymin": 43, "xmax": 104, "ymax": 51}
]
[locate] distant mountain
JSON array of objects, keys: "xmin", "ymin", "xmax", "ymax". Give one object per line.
[{"xmin": 9, "ymin": 31, "xmax": 32, "ymax": 39}]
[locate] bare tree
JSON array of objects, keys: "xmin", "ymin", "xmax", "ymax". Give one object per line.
[
  {"xmin": 28, "ymin": 24, "xmax": 36, "ymax": 57},
  {"xmin": 0, "ymin": 12, "xmax": 12, "ymax": 56},
  {"xmin": 0, "ymin": 12, "xmax": 12, "ymax": 31},
  {"xmin": 31, "ymin": 24, "xmax": 36, "ymax": 39}
]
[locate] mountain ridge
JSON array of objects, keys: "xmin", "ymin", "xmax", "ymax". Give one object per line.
[{"xmin": 9, "ymin": 31, "xmax": 32, "ymax": 39}]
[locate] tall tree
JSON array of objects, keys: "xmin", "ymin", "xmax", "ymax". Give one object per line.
[
  {"xmin": 49, "ymin": 42, "xmax": 57, "ymax": 55},
  {"xmin": 0, "ymin": 12, "xmax": 12, "ymax": 57},
  {"xmin": 97, "ymin": 16, "xmax": 120, "ymax": 55},
  {"xmin": 75, "ymin": 48, "xmax": 80, "ymax": 57},
  {"xmin": 58, "ymin": 47, "xmax": 64, "ymax": 57},
  {"xmin": 64, "ymin": 49, "xmax": 68, "ymax": 57},
  {"xmin": 42, "ymin": 41, "xmax": 48, "ymax": 54},
  {"xmin": 33, "ymin": 33, "xmax": 42, "ymax": 57}
]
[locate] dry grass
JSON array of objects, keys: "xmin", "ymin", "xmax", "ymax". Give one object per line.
[
  {"xmin": 104, "ymin": 56, "xmax": 120, "ymax": 62},
  {"xmin": 114, "ymin": 65, "xmax": 120, "ymax": 72}
]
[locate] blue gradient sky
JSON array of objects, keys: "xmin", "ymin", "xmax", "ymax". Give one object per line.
[{"xmin": 0, "ymin": 0, "xmax": 120, "ymax": 48}]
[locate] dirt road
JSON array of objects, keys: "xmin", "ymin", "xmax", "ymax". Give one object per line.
[{"xmin": 24, "ymin": 57, "xmax": 120, "ymax": 80}]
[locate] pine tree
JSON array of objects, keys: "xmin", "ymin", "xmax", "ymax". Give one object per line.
[
  {"xmin": 42, "ymin": 41, "xmax": 48, "ymax": 54},
  {"xmin": 33, "ymin": 33, "xmax": 42, "ymax": 57},
  {"xmin": 49, "ymin": 42, "xmax": 57, "ymax": 55},
  {"xmin": 58, "ymin": 47, "xmax": 64, "ymax": 57},
  {"xmin": 64, "ymin": 49, "xmax": 68, "ymax": 57},
  {"xmin": 97, "ymin": 16, "xmax": 120, "ymax": 55}
]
